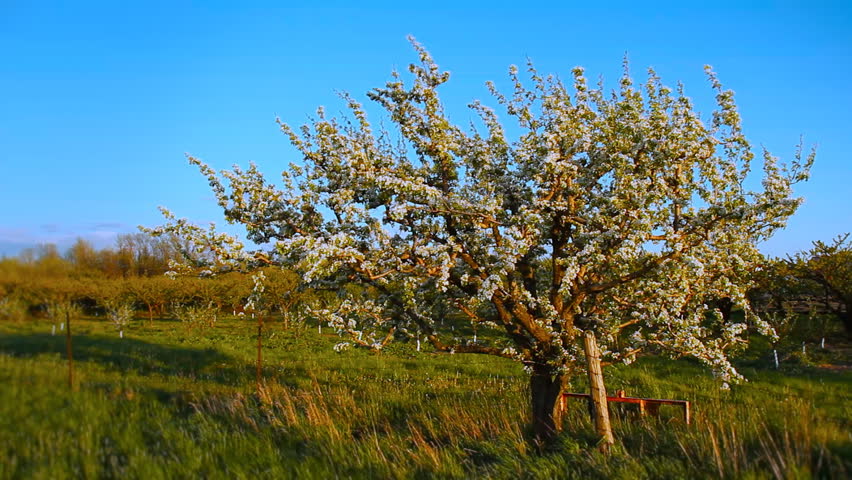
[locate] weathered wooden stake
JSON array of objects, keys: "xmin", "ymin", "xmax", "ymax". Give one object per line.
[
  {"xmin": 65, "ymin": 310, "xmax": 74, "ymax": 390},
  {"xmin": 256, "ymin": 314, "xmax": 264, "ymax": 394},
  {"xmin": 583, "ymin": 330, "xmax": 614, "ymax": 450}
]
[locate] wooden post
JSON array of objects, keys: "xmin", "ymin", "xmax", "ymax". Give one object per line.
[
  {"xmin": 583, "ymin": 330, "xmax": 614, "ymax": 450},
  {"xmin": 256, "ymin": 314, "xmax": 264, "ymax": 394},
  {"xmin": 65, "ymin": 310, "xmax": 74, "ymax": 390}
]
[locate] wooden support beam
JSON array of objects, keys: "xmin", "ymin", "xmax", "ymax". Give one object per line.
[{"xmin": 583, "ymin": 330, "xmax": 614, "ymax": 450}]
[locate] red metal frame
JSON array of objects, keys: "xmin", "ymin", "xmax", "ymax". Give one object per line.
[{"xmin": 561, "ymin": 390, "xmax": 691, "ymax": 424}]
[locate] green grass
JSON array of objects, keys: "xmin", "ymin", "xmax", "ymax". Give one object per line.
[{"xmin": 1, "ymin": 316, "xmax": 850, "ymax": 479}]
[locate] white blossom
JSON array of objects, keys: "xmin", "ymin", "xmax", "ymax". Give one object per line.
[{"xmin": 150, "ymin": 40, "xmax": 813, "ymax": 388}]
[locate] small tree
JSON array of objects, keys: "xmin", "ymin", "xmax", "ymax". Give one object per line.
[
  {"xmin": 126, "ymin": 276, "xmax": 173, "ymax": 326},
  {"xmin": 262, "ymin": 267, "xmax": 307, "ymax": 328},
  {"xmin": 90, "ymin": 279, "xmax": 135, "ymax": 338},
  {"xmin": 214, "ymin": 271, "xmax": 252, "ymax": 318},
  {"xmin": 150, "ymin": 40, "xmax": 812, "ymax": 441},
  {"xmin": 41, "ymin": 278, "xmax": 83, "ymax": 388},
  {"xmin": 171, "ymin": 301, "xmax": 216, "ymax": 330},
  {"xmin": 786, "ymin": 234, "xmax": 852, "ymax": 337},
  {"xmin": 245, "ymin": 271, "xmax": 270, "ymax": 395},
  {"xmin": 170, "ymin": 276, "xmax": 228, "ymax": 330},
  {"xmin": 0, "ymin": 284, "xmax": 28, "ymax": 323}
]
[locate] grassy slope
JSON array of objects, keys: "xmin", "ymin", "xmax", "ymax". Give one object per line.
[{"xmin": 0, "ymin": 317, "xmax": 849, "ymax": 479}]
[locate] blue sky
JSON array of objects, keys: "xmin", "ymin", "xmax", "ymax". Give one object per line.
[{"xmin": 1, "ymin": 1, "xmax": 850, "ymax": 257}]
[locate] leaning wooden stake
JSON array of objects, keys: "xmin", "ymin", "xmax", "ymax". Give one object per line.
[
  {"xmin": 583, "ymin": 330, "xmax": 614, "ymax": 450},
  {"xmin": 65, "ymin": 310, "xmax": 74, "ymax": 390},
  {"xmin": 256, "ymin": 314, "xmax": 264, "ymax": 394}
]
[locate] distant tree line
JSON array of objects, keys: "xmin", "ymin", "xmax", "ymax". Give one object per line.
[
  {"xmin": 0, "ymin": 232, "xmax": 848, "ymax": 344},
  {"xmin": 13, "ymin": 233, "xmax": 192, "ymax": 278},
  {"xmin": 749, "ymin": 234, "xmax": 852, "ymax": 340},
  {"xmin": 0, "ymin": 234, "xmax": 319, "ymax": 329}
]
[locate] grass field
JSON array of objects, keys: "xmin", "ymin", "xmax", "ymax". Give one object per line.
[{"xmin": 1, "ymin": 316, "xmax": 850, "ymax": 479}]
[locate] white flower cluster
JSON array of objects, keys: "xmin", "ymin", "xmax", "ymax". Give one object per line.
[
  {"xmin": 150, "ymin": 43, "xmax": 812, "ymax": 385},
  {"xmin": 244, "ymin": 271, "xmax": 267, "ymax": 314}
]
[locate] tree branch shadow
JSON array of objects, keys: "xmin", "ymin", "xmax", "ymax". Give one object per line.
[{"xmin": 0, "ymin": 332, "xmax": 247, "ymax": 386}]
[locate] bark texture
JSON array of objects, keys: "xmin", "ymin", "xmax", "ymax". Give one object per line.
[{"xmin": 529, "ymin": 364, "xmax": 568, "ymax": 442}]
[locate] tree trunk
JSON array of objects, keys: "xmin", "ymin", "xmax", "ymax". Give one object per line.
[
  {"xmin": 839, "ymin": 306, "xmax": 852, "ymax": 338},
  {"xmin": 529, "ymin": 364, "xmax": 568, "ymax": 442},
  {"xmin": 717, "ymin": 297, "xmax": 733, "ymax": 323}
]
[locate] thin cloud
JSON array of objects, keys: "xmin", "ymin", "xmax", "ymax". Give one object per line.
[
  {"xmin": 91, "ymin": 221, "xmax": 128, "ymax": 230},
  {"xmin": 0, "ymin": 222, "xmax": 132, "ymax": 257},
  {"xmin": 0, "ymin": 227, "xmax": 33, "ymax": 243}
]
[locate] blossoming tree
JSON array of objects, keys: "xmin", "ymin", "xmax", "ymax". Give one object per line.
[
  {"xmin": 786, "ymin": 234, "xmax": 852, "ymax": 337},
  {"xmin": 151, "ymin": 40, "xmax": 812, "ymax": 439}
]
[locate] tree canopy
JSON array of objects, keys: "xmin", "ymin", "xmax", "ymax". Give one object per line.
[
  {"xmin": 785, "ymin": 234, "xmax": 852, "ymax": 336},
  {"xmin": 151, "ymin": 39, "xmax": 813, "ymax": 438}
]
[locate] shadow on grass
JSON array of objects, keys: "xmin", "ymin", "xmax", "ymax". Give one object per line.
[{"xmin": 0, "ymin": 332, "xmax": 250, "ymax": 385}]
